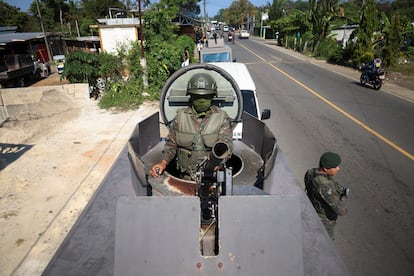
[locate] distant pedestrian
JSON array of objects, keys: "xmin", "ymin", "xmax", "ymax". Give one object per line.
[
  {"xmin": 304, "ymin": 152, "xmax": 348, "ymax": 239},
  {"xmin": 213, "ymin": 32, "xmax": 217, "ymax": 44},
  {"xmin": 197, "ymin": 41, "xmax": 202, "ymax": 62},
  {"xmin": 181, "ymin": 46, "xmax": 190, "ymax": 67}
]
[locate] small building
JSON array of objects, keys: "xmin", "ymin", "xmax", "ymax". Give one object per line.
[
  {"xmin": 64, "ymin": 36, "xmax": 101, "ymax": 53},
  {"xmin": 94, "ymin": 18, "xmax": 141, "ymax": 54},
  {"xmin": 330, "ymin": 25, "xmax": 358, "ymax": 48}
]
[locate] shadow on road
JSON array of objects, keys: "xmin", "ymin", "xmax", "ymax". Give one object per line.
[{"xmin": 0, "ymin": 143, "xmax": 33, "ymax": 170}]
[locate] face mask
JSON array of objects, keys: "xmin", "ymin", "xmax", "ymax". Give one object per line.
[{"xmin": 192, "ymin": 97, "xmax": 212, "ymax": 113}]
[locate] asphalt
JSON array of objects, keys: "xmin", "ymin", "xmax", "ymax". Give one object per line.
[{"xmin": 251, "ymin": 36, "xmax": 414, "ymax": 103}]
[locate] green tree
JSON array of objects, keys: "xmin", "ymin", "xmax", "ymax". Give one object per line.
[
  {"xmin": 61, "ymin": 50, "xmax": 100, "ymax": 84},
  {"xmin": 309, "ymin": 0, "xmax": 340, "ymax": 52},
  {"xmin": 270, "ymin": 8, "xmax": 310, "ymax": 48},
  {"xmin": 381, "ymin": 12, "xmax": 403, "ymax": 67},
  {"xmin": 392, "ymin": 0, "xmax": 414, "ymax": 22},
  {"xmin": 178, "ymin": 0, "xmax": 201, "ymax": 15},
  {"xmin": 142, "ymin": 0, "xmax": 184, "ymax": 94},
  {"xmin": 352, "ymin": 0, "xmax": 379, "ymax": 63},
  {"xmin": 268, "ymin": 0, "xmax": 288, "ymax": 21},
  {"xmin": 0, "ymin": 1, "xmax": 34, "ymax": 31},
  {"xmin": 224, "ymin": 0, "xmax": 258, "ymax": 30},
  {"xmin": 80, "ymin": 0, "xmax": 124, "ymax": 20}
]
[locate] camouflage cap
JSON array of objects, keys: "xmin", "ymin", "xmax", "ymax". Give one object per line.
[{"xmin": 319, "ymin": 152, "xmax": 341, "ymax": 169}]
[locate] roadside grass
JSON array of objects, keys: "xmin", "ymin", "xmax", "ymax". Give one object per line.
[{"xmin": 389, "ymin": 63, "xmax": 414, "ymax": 75}]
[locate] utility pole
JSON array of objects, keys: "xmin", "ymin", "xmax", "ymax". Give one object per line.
[
  {"xmin": 203, "ymin": 0, "xmax": 207, "ymax": 42},
  {"xmin": 138, "ymin": 0, "xmax": 147, "ymax": 88},
  {"xmin": 138, "ymin": 0, "xmax": 144, "ymax": 59},
  {"xmin": 35, "ymin": 0, "xmax": 52, "ymax": 62}
]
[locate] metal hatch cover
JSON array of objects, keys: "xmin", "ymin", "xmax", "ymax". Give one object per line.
[{"xmin": 114, "ymin": 195, "xmax": 303, "ymax": 276}]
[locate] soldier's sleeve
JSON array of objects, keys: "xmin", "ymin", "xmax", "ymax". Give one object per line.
[
  {"xmin": 317, "ymin": 178, "xmax": 348, "ymax": 216},
  {"xmin": 162, "ymin": 119, "xmax": 178, "ymax": 163},
  {"xmin": 218, "ymin": 112, "xmax": 233, "ymax": 153}
]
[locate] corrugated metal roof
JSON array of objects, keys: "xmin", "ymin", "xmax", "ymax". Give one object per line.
[
  {"xmin": 0, "ymin": 32, "xmax": 47, "ymax": 46},
  {"xmin": 0, "ymin": 26, "xmax": 18, "ymax": 33},
  {"xmin": 97, "ymin": 18, "xmax": 140, "ymax": 26}
]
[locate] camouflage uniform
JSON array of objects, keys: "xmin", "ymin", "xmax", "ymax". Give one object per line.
[
  {"xmin": 304, "ymin": 168, "xmax": 348, "ymax": 239},
  {"xmin": 163, "ymin": 105, "xmax": 233, "ymax": 180}
]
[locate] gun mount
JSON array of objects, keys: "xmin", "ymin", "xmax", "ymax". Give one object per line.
[{"xmin": 43, "ymin": 63, "xmax": 350, "ymax": 276}]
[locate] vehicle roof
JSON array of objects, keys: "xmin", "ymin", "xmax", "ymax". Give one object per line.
[{"xmin": 209, "ymin": 62, "xmax": 256, "ymax": 91}]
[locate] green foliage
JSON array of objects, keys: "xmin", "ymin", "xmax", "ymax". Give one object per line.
[
  {"xmin": 176, "ymin": 35, "xmax": 195, "ymax": 62},
  {"xmin": 99, "ymin": 77, "xmax": 144, "ymax": 110},
  {"xmin": 141, "ymin": 0, "xmax": 187, "ymax": 98},
  {"xmin": 406, "ymin": 46, "xmax": 414, "ymax": 59},
  {"xmin": 381, "ymin": 13, "xmax": 403, "ymax": 67},
  {"xmin": 353, "ymin": 0, "xmax": 378, "ymax": 63},
  {"xmin": 309, "ymin": 0, "xmax": 341, "ymax": 52},
  {"xmin": 224, "ymin": 0, "xmax": 258, "ymax": 29},
  {"xmin": 269, "ymin": 0, "xmax": 289, "ymax": 21},
  {"xmin": 0, "ymin": 1, "xmax": 33, "ymax": 31},
  {"xmin": 97, "ymin": 52, "xmax": 123, "ymax": 80},
  {"xmin": 315, "ymin": 37, "xmax": 341, "ymax": 60},
  {"xmin": 124, "ymin": 42, "xmax": 143, "ymax": 79},
  {"xmin": 61, "ymin": 51, "xmax": 100, "ymax": 84},
  {"xmin": 361, "ymin": 51, "xmax": 374, "ymax": 64},
  {"xmin": 145, "ymin": 40, "xmax": 181, "ymax": 95},
  {"xmin": 270, "ymin": 9, "xmax": 310, "ymax": 44}
]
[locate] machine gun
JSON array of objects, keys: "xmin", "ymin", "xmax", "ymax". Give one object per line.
[
  {"xmin": 195, "ymin": 142, "xmax": 232, "ymax": 256},
  {"xmin": 195, "ymin": 142, "xmax": 232, "ymax": 224}
]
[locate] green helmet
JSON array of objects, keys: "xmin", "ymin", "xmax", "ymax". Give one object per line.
[{"xmin": 187, "ymin": 73, "xmax": 217, "ymax": 95}]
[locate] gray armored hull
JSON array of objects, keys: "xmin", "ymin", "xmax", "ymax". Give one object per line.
[{"xmin": 43, "ymin": 64, "xmax": 350, "ymax": 276}]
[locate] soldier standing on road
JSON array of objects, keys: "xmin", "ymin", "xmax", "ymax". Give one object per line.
[
  {"xmin": 304, "ymin": 152, "xmax": 348, "ymax": 239},
  {"xmin": 150, "ymin": 73, "xmax": 233, "ymax": 180}
]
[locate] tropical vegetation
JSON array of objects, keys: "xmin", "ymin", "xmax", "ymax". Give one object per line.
[{"xmin": 1, "ymin": 0, "xmax": 413, "ymax": 109}]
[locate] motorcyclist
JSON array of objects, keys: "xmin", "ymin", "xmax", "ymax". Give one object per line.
[{"xmin": 365, "ymin": 55, "xmax": 382, "ymax": 80}]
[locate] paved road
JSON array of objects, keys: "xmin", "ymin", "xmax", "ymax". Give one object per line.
[{"xmin": 231, "ymin": 36, "xmax": 414, "ymax": 276}]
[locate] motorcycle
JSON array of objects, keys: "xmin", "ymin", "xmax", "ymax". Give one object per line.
[
  {"xmin": 228, "ymin": 33, "xmax": 233, "ymax": 42},
  {"xmin": 360, "ymin": 63, "xmax": 385, "ymax": 90}
]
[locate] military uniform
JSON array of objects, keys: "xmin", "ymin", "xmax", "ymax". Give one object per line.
[
  {"xmin": 305, "ymin": 168, "xmax": 348, "ymax": 239},
  {"xmin": 163, "ymin": 105, "xmax": 233, "ymax": 180}
]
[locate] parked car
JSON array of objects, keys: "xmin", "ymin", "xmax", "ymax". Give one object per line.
[
  {"xmin": 239, "ymin": 30, "xmax": 250, "ymax": 39},
  {"xmin": 53, "ymin": 55, "xmax": 65, "ymax": 74}
]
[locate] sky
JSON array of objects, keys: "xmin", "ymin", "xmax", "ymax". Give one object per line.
[{"xmin": 4, "ymin": 0, "xmax": 270, "ymax": 18}]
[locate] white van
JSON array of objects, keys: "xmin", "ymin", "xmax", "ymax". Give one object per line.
[{"xmin": 209, "ymin": 62, "xmax": 270, "ymax": 139}]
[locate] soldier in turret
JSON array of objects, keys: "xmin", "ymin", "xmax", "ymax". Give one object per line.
[
  {"xmin": 150, "ymin": 73, "xmax": 233, "ymax": 180},
  {"xmin": 304, "ymin": 152, "xmax": 348, "ymax": 239}
]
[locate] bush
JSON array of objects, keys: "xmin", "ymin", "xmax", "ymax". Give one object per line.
[
  {"xmin": 99, "ymin": 77, "xmax": 144, "ymax": 110},
  {"xmin": 62, "ymin": 51, "xmax": 99, "ymax": 84},
  {"xmin": 315, "ymin": 38, "xmax": 342, "ymax": 60},
  {"xmin": 176, "ymin": 35, "xmax": 195, "ymax": 63}
]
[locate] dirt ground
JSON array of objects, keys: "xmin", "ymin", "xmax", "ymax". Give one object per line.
[
  {"xmin": 0, "ymin": 72, "xmax": 159, "ymax": 275},
  {"xmin": 386, "ymin": 71, "xmax": 414, "ymax": 91}
]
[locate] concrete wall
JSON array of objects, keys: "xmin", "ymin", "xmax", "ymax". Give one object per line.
[{"xmin": 0, "ymin": 83, "xmax": 89, "ymax": 121}]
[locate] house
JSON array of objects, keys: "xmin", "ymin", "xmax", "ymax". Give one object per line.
[
  {"xmin": 93, "ymin": 18, "xmax": 141, "ymax": 54},
  {"xmin": 330, "ymin": 25, "xmax": 358, "ymax": 48}
]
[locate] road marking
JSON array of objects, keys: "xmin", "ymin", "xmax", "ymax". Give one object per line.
[{"xmin": 239, "ymin": 43, "xmax": 414, "ymax": 161}]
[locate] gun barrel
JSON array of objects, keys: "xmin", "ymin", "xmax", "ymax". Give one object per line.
[{"xmin": 212, "ymin": 142, "xmax": 230, "ymax": 161}]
